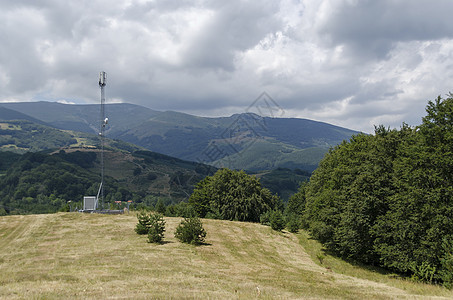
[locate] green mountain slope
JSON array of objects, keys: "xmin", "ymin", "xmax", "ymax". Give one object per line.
[
  {"xmin": 0, "ymin": 119, "xmax": 143, "ymax": 154},
  {"xmin": 213, "ymin": 138, "xmax": 328, "ymax": 171},
  {"xmin": 0, "ymin": 120, "xmax": 78, "ymax": 153},
  {"xmin": 1, "ymin": 101, "xmax": 160, "ymax": 134},
  {"xmin": 1, "ymin": 102, "xmax": 359, "ymax": 171},
  {"xmin": 0, "ymin": 117, "xmax": 299, "ymax": 207},
  {"xmin": 0, "ymin": 106, "xmax": 47, "ymax": 124},
  {"xmin": 252, "ymin": 167, "xmax": 311, "ymax": 201},
  {"xmin": 0, "ymin": 148, "xmax": 215, "ymax": 215}
]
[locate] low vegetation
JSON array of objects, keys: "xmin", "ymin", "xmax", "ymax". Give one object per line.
[
  {"xmin": 147, "ymin": 212, "xmax": 166, "ymax": 244},
  {"xmin": 135, "ymin": 210, "xmax": 166, "ymax": 244},
  {"xmin": 1, "ymin": 213, "xmax": 452, "ymax": 299},
  {"xmin": 269, "ymin": 209, "xmax": 285, "ymax": 231},
  {"xmin": 0, "ymin": 213, "xmax": 453, "ymax": 299},
  {"xmin": 174, "ymin": 216, "xmax": 207, "ymax": 245}
]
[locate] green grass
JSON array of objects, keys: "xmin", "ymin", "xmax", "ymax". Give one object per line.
[
  {"xmin": 0, "ymin": 123, "xmax": 21, "ymax": 130},
  {"xmin": 296, "ymin": 230, "xmax": 453, "ymax": 298},
  {"xmin": 0, "ymin": 213, "xmax": 452, "ymax": 299}
]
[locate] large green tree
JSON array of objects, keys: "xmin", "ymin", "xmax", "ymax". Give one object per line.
[
  {"xmin": 305, "ymin": 127, "xmax": 403, "ymax": 263},
  {"xmin": 189, "ymin": 168, "xmax": 281, "ymax": 222},
  {"xmin": 372, "ymin": 95, "xmax": 453, "ymax": 280},
  {"xmin": 303, "ymin": 94, "xmax": 453, "ymax": 284}
]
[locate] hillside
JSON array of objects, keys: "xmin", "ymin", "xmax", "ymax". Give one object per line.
[
  {"xmin": 214, "ymin": 138, "xmax": 328, "ymax": 172},
  {"xmin": 0, "ymin": 107, "xmax": 47, "ymax": 124},
  {"xmin": 0, "ymin": 119, "xmax": 145, "ymax": 154},
  {"xmin": 253, "ymin": 167, "xmax": 311, "ymax": 201},
  {"xmin": 0, "ymin": 101, "xmax": 160, "ymax": 133},
  {"xmin": 0, "ymin": 213, "xmax": 451, "ymax": 299},
  {"xmin": 0, "ymin": 149, "xmax": 215, "ymax": 214},
  {"xmin": 0, "ymin": 101, "xmax": 359, "ymax": 171}
]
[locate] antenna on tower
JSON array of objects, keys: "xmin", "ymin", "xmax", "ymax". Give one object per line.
[{"xmin": 98, "ymin": 71, "xmax": 107, "ymax": 210}]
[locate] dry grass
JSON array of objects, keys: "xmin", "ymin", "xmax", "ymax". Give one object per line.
[{"xmin": 0, "ymin": 213, "xmax": 452, "ymax": 299}]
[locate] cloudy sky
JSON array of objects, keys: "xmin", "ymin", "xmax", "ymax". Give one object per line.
[{"xmin": 1, "ymin": 0, "xmax": 453, "ymax": 133}]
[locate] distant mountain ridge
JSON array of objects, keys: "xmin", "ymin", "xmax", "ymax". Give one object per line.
[
  {"xmin": 0, "ymin": 106, "xmax": 47, "ymax": 125},
  {"xmin": 0, "ymin": 101, "xmax": 359, "ymax": 171}
]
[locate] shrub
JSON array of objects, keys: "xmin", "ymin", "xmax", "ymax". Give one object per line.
[
  {"xmin": 0, "ymin": 207, "xmax": 7, "ymax": 216},
  {"xmin": 440, "ymin": 238, "xmax": 453, "ymax": 288},
  {"xmin": 286, "ymin": 214, "xmax": 300, "ymax": 233},
  {"xmin": 175, "ymin": 216, "xmax": 207, "ymax": 245},
  {"xmin": 410, "ymin": 262, "xmax": 436, "ymax": 284},
  {"xmin": 270, "ymin": 210, "xmax": 285, "ymax": 231},
  {"xmin": 155, "ymin": 199, "xmax": 166, "ymax": 214},
  {"xmin": 135, "ymin": 210, "xmax": 151, "ymax": 235},
  {"xmin": 147, "ymin": 212, "xmax": 165, "ymax": 244},
  {"xmin": 260, "ymin": 210, "xmax": 271, "ymax": 226}
]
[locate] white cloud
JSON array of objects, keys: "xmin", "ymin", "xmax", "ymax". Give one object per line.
[{"xmin": 1, "ymin": 0, "xmax": 453, "ymax": 133}]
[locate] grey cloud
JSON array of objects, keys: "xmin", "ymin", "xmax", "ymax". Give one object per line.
[
  {"xmin": 350, "ymin": 80, "xmax": 404, "ymax": 107},
  {"xmin": 318, "ymin": 0, "xmax": 453, "ymax": 60},
  {"xmin": 279, "ymin": 80, "xmax": 359, "ymax": 111},
  {"xmin": 0, "ymin": 7, "xmax": 48, "ymax": 93},
  {"xmin": 1, "ymin": 0, "xmax": 453, "ymax": 133},
  {"xmin": 181, "ymin": 1, "xmax": 281, "ymax": 71}
]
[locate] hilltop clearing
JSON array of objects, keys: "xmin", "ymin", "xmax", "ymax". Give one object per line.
[{"xmin": 0, "ymin": 213, "xmax": 451, "ymax": 299}]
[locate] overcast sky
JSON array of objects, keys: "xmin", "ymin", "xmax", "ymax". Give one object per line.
[{"xmin": 1, "ymin": 0, "xmax": 453, "ymax": 133}]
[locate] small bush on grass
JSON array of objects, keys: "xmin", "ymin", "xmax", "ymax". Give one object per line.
[
  {"xmin": 147, "ymin": 212, "xmax": 165, "ymax": 244},
  {"xmin": 175, "ymin": 216, "xmax": 207, "ymax": 245},
  {"xmin": 135, "ymin": 211, "xmax": 166, "ymax": 243},
  {"xmin": 286, "ymin": 214, "xmax": 300, "ymax": 233},
  {"xmin": 260, "ymin": 210, "xmax": 271, "ymax": 226},
  {"xmin": 270, "ymin": 210, "xmax": 285, "ymax": 231},
  {"xmin": 135, "ymin": 210, "xmax": 151, "ymax": 235},
  {"xmin": 440, "ymin": 238, "xmax": 453, "ymax": 288}
]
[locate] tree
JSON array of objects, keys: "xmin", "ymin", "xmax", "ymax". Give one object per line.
[
  {"xmin": 147, "ymin": 212, "xmax": 165, "ymax": 244},
  {"xmin": 135, "ymin": 210, "xmax": 151, "ymax": 235},
  {"xmin": 286, "ymin": 181, "xmax": 307, "ymax": 217},
  {"xmin": 372, "ymin": 96, "xmax": 453, "ymax": 281},
  {"xmin": 155, "ymin": 198, "xmax": 166, "ymax": 214},
  {"xmin": 270, "ymin": 210, "xmax": 285, "ymax": 231},
  {"xmin": 305, "ymin": 130, "xmax": 400, "ymax": 262},
  {"xmin": 303, "ymin": 95, "xmax": 453, "ymax": 285},
  {"xmin": 189, "ymin": 168, "xmax": 281, "ymax": 222},
  {"xmin": 286, "ymin": 214, "xmax": 300, "ymax": 233},
  {"xmin": 188, "ymin": 176, "xmax": 212, "ymax": 218},
  {"xmin": 0, "ymin": 207, "xmax": 7, "ymax": 216},
  {"xmin": 175, "ymin": 216, "xmax": 207, "ymax": 245}
]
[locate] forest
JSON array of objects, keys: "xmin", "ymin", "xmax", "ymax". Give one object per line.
[
  {"xmin": 0, "ymin": 150, "xmax": 135, "ymax": 215},
  {"xmin": 289, "ymin": 95, "xmax": 453, "ymax": 286}
]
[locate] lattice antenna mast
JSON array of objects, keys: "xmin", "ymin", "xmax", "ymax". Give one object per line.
[{"xmin": 98, "ymin": 71, "xmax": 107, "ymax": 210}]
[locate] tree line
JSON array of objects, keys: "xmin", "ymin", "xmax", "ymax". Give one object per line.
[{"xmin": 289, "ymin": 95, "xmax": 453, "ymax": 286}]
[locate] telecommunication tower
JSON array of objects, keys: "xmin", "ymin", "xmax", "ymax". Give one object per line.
[{"xmin": 98, "ymin": 71, "xmax": 108, "ymax": 210}]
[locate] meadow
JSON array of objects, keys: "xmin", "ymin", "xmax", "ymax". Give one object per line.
[{"xmin": 0, "ymin": 213, "xmax": 452, "ymax": 299}]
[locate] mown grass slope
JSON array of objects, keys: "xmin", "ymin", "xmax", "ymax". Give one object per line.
[{"xmin": 0, "ymin": 213, "xmax": 452, "ymax": 299}]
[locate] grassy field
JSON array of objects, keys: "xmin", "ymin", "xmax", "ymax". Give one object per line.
[{"xmin": 0, "ymin": 213, "xmax": 452, "ymax": 299}]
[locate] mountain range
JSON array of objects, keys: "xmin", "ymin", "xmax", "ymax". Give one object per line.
[{"xmin": 0, "ymin": 101, "xmax": 359, "ymax": 171}]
